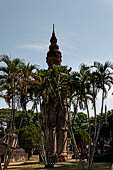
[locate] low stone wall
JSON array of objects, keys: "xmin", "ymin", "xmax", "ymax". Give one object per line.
[
  {"xmin": 0, "ymin": 146, "xmax": 28, "ymax": 162},
  {"xmin": 0, "ymin": 133, "xmax": 28, "ymax": 162},
  {"xmin": 10, "ymin": 148, "xmax": 28, "ymax": 162}
]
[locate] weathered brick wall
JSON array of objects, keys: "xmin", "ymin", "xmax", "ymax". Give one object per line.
[{"xmin": 10, "ymin": 148, "xmax": 28, "ymax": 162}]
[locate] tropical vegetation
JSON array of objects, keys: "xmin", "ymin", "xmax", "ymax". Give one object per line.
[{"xmin": 0, "ymin": 55, "xmax": 113, "ymax": 170}]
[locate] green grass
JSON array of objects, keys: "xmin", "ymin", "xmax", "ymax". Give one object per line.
[
  {"xmin": 2, "ymin": 155, "xmax": 111, "ymax": 170},
  {"xmin": 6, "ymin": 161, "xmax": 111, "ymax": 170}
]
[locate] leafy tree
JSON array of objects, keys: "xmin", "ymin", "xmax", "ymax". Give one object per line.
[
  {"xmin": 0, "ymin": 55, "xmax": 25, "ymax": 170},
  {"xmin": 0, "ymin": 55, "xmax": 113, "ymax": 170},
  {"xmin": 33, "ymin": 65, "xmax": 72, "ymax": 167},
  {"xmin": 63, "ymin": 62, "xmax": 113, "ymax": 170},
  {"xmin": 17, "ymin": 63, "xmax": 38, "ymax": 111},
  {"xmin": 0, "ymin": 109, "xmax": 12, "ymax": 131},
  {"xmin": 75, "ymin": 129, "xmax": 89, "ymax": 157},
  {"xmin": 75, "ymin": 112, "xmax": 88, "ymax": 129},
  {"xmin": 87, "ymin": 62, "xmax": 113, "ymax": 170},
  {"xmin": 18, "ymin": 124, "xmax": 42, "ymax": 159}
]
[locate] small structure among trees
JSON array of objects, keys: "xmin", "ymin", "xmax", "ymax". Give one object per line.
[{"xmin": 0, "ymin": 130, "xmax": 28, "ymax": 165}]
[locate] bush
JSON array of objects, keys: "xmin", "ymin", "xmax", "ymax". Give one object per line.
[{"xmin": 93, "ymin": 152, "xmax": 113, "ymax": 162}]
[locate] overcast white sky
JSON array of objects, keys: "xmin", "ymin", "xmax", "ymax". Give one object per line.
[{"xmin": 0, "ymin": 0, "xmax": 113, "ymax": 114}]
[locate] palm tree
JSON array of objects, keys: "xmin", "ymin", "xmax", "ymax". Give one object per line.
[
  {"xmin": 0, "ymin": 55, "xmax": 24, "ymax": 169},
  {"xmin": 88, "ymin": 61, "xmax": 113, "ymax": 170},
  {"xmin": 70, "ymin": 62, "xmax": 113, "ymax": 170},
  {"xmin": 38, "ymin": 65, "xmax": 87, "ymax": 169},
  {"xmin": 34, "ymin": 65, "xmax": 71, "ymax": 167},
  {"xmin": 17, "ymin": 63, "xmax": 38, "ymax": 112},
  {"xmin": 69, "ymin": 67, "xmax": 92, "ymax": 170},
  {"xmin": 78, "ymin": 62, "xmax": 113, "ymax": 170},
  {"xmin": 78, "ymin": 64, "xmax": 96, "ymax": 169}
]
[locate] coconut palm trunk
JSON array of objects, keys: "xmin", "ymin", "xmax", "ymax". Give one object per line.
[
  {"xmin": 68, "ymin": 105, "xmax": 86, "ymax": 170},
  {"xmin": 88, "ymin": 90, "xmax": 104, "ymax": 170},
  {"xmin": 3, "ymin": 78, "xmax": 16, "ymax": 170}
]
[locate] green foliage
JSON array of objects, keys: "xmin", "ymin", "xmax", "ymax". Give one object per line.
[
  {"xmin": 15, "ymin": 110, "xmax": 43, "ymax": 159},
  {"xmin": 75, "ymin": 129, "xmax": 89, "ymax": 148},
  {"xmin": 0, "ymin": 108, "xmax": 43, "ymax": 160},
  {"xmin": 38, "ymin": 65, "xmax": 72, "ymax": 105},
  {"xmin": 0, "ymin": 108, "xmax": 12, "ymax": 130},
  {"xmin": 18, "ymin": 123, "xmax": 42, "ymax": 159},
  {"xmin": 0, "ymin": 55, "xmax": 113, "ymax": 169},
  {"xmin": 75, "ymin": 112, "xmax": 88, "ymax": 129}
]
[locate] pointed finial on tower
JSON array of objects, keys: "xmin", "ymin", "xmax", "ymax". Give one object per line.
[
  {"xmin": 53, "ymin": 24, "xmax": 55, "ymax": 34},
  {"xmin": 50, "ymin": 24, "xmax": 57, "ymax": 43},
  {"xmin": 46, "ymin": 25, "xmax": 62, "ymax": 68},
  {"xmin": 52, "ymin": 24, "xmax": 55, "ymax": 37}
]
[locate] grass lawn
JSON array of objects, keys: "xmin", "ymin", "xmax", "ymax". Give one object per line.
[{"xmin": 5, "ymin": 160, "xmax": 111, "ymax": 170}]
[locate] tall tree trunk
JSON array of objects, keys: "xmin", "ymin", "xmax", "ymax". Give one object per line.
[
  {"xmin": 88, "ymin": 84, "xmax": 97, "ymax": 170},
  {"xmin": 88, "ymin": 90, "xmax": 104, "ymax": 170},
  {"xmin": 68, "ymin": 114, "xmax": 86, "ymax": 170},
  {"xmin": 68, "ymin": 103, "xmax": 86, "ymax": 170},
  {"xmin": 3, "ymin": 78, "xmax": 15, "ymax": 170},
  {"xmin": 36, "ymin": 100, "xmax": 47, "ymax": 165},
  {"xmin": 85, "ymin": 98, "xmax": 91, "ymax": 170}
]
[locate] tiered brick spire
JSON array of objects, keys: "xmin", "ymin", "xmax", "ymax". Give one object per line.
[
  {"xmin": 46, "ymin": 24, "xmax": 62, "ymax": 68},
  {"xmin": 42, "ymin": 26, "xmax": 67, "ymax": 162}
]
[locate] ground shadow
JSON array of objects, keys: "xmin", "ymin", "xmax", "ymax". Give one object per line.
[
  {"xmin": 6, "ymin": 161, "xmax": 111, "ymax": 170},
  {"xmin": 7, "ymin": 161, "xmax": 82, "ymax": 170},
  {"xmin": 8, "ymin": 161, "xmax": 39, "ymax": 166}
]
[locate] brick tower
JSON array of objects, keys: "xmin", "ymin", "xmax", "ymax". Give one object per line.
[
  {"xmin": 46, "ymin": 24, "xmax": 62, "ymax": 68},
  {"xmin": 41, "ymin": 25, "xmax": 67, "ymax": 162}
]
